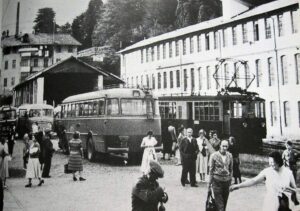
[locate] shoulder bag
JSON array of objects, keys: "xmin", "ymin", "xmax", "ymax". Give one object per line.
[{"xmin": 206, "ymin": 187, "xmax": 217, "ymax": 211}]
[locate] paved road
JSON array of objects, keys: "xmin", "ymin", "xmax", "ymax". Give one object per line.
[{"xmin": 4, "ymin": 140, "xmax": 300, "ymax": 211}]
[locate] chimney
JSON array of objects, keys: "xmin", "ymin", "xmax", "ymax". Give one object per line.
[
  {"xmin": 15, "ymin": 2, "xmax": 20, "ymax": 37},
  {"xmin": 221, "ymin": 0, "xmax": 250, "ymax": 19}
]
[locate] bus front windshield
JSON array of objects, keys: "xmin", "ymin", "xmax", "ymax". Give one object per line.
[
  {"xmin": 121, "ymin": 99, "xmax": 153, "ymax": 115},
  {"xmin": 29, "ymin": 109, "xmax": 53, "ymax": 117}
]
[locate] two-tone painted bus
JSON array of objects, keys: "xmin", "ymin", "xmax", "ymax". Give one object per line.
[
  {"xmin": 159, "ymin": 92, "xmax": 266, "ymax": 153},
  {"xmin": 0, "ymin": 106, "xmax": 17, "ymax": 138},
  {"xmin": 55, "ymin": 88, "xmax": 161, "ymax": 164}
]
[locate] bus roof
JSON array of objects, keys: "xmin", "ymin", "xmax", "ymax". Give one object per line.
[
  {"xmin": 0, "ymin": 106, "xmax": 17, "ymax": 111},
  {"xmin": 62, "ymin": 88, "xmax": 152, "ymax": 104},
  {"xmin": 18, "ymin": 104, "xmax": 54, "ymax": 110}
]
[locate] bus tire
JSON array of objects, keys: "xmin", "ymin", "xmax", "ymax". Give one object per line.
[{"xmin": 87, "ymin": 137, "xmax": 96, "ymax": 162}]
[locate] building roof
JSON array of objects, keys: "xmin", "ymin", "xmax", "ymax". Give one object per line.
[
  {"xmin": 1, "ymin": 33, "xmax": 81, "ymax": 48},
  {"xmin": 14, "ymin": 56, "xmax": 124, "ymax": 90},
  {"xmin": 119, "ymin": 0, "xmax": 298, "ymax": 54}
]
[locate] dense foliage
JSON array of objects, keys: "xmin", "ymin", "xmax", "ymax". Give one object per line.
[{"xmin": 33, "ymin": 8, "xmax": 59, "ymax": 33}]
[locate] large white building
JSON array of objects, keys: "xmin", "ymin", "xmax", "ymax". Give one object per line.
[{"xmin": 119, "ymin": 0, "xmax": 300, "ymax": 141}]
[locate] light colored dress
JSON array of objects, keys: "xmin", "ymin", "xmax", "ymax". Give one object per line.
[
  {"xmin": 0, "ymin": 142, "xmax": 9, "ymax": 179},
  {"xmin": 140, "ymin": 136, "xmax": 157, "ymax": 174},
  {"xmin": 196, "ymin": 136, "xmax": 208, "ymax": 174},
  {"xmin": 26, "ymin": 142, "xmax": 41, "ymax": 179},
  {"xmin": 261, "ymin": 166, "xmax": 295, "ymax": 211}
]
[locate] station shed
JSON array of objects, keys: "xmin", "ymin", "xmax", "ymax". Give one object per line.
[{"xmin": 13, "ymin": 56, "xmax": 124, "ymax": 107}]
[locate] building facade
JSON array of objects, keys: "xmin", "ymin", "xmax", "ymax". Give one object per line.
[
  {"xmin": 0, "ymin": 33, "xmax": 81, "ymax": 96},
  {"xmin": 119, "ymin": 0, "xmax": 300, "ymax": 141}
]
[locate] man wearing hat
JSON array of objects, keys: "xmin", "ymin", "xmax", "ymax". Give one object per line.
[
  {"xmin": 42, "ymin": 129, "xmax": 55, "ymax": 178},
  {"xmin": 132, "ymin": 160, "xmax": 168, "ymax": 211}
]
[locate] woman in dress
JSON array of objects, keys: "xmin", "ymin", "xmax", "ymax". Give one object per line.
[
  {"xmin": 0, "ymin": 138, "xmax": 9, "ymax": 189},
  {"xmin": 68, "ymin": 131, "xmax": 85, "ymax": 181},
  {"xmin": 25, "ymin": 134, "xmax": 44, "ymax": 187},
  {"xmin": 140, "ymin": 130, "xmax": 158, "ymax": 175},
  {"xmin": 196, "ymin": 129, "xmax": 208, "ymax": 182},
  {"xmin": 228, "ymin": 136, "xmax": 242, "ymax": 184},
  {"xmin": 230, "ymin": 151, "xmax": 298, "ymax": 211}
]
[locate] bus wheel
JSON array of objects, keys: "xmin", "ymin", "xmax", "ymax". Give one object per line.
[{"xmin": 87, "ymin": 138, "xmax": 96, "ymax": 161}]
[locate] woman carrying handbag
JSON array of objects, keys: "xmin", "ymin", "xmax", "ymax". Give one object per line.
[{"xmin": 206, "ymin": 187, "xmax": 217, "ymax": 211}]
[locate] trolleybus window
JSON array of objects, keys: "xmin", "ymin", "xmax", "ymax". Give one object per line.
[
  {"xmin": 107, "ymin": 99, "xmax": 119, "ymax": 115},
  {"xmin": 0, "ymin": 109, "xmax": 16, "ymax": 120},
  {"xmin": 194, "ymin": 101, "xmax": 220, "ymax": 121},
  {"xmin": 159, "ymin": 102, "xmax": 176, "ymax": 119},
  {"xmin": 121, "ymin": 99, "xmax": 149, "ymax": 115},
  {"xmin": 42, "ymin": 109, "xmax": 53, "ymax": 117},
  {"xmin": 29, "ymin": 109, "xmax": 41, "ymax": 117},
  {"xmin": 99, "ymin": 99, "xmax": 105, "ymax": 115}
]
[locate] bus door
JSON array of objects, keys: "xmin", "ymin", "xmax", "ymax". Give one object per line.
[{"xmin": 17, "ymin": 109, "xmax": 30, "ymax": 136}]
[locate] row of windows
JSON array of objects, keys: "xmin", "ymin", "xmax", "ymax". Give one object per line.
[
  {"xmin": 4, "ymin": 60, "xmax": 16, "ymax": 70},
  {"xmin": 3, "ymin": 77, "xmax": 15, "ymax": 87},
  {"xmin": 270, "ymin": 101, "xmax": 300, "ymax": 127},
  {"xmin": 140, "ymin": 10, "xmax": 298, "ymax": 63}
]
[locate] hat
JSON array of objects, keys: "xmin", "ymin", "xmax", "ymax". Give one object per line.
[{"xmin": 149, "ymin": 160, "xmax": 164, "ymax": 178}]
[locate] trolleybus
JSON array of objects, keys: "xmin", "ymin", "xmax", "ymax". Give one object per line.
[
  {"xmin": 0, "ymin": 106, "xmax": 17, "ymax": 138},
  {"xmin": 56, "ymin": 88, "xmax": 161, "ymax": 163}
]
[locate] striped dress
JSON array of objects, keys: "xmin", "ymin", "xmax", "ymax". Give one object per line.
[{"xmin": 68, "ymin": 139, "xmax": 83, "ymax": 172}]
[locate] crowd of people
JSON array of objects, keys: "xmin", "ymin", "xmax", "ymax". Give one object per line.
[{"xmin": 134, "ymin": 124, "xmax": 300, "ymax": 211}]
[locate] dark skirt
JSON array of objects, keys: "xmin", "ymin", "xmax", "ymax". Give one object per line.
[
  {"xmin": 233, "ymin": 157, "xmax": 241, "ymax": 177},
  {"xmin": 68, "ymin": 153, "xmax": 83, "ymax": 171}
]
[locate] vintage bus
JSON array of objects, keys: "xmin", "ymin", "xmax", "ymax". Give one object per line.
[
  {"xmin": 0, "ymin": 106, "xmax": 17, "ymax": 138},
  {"xmin": 17, "ymin": 104, "xmax": 54, "ymax": 136},
  {"xmin": 159, "ymin": 92, "xmax": 266, "ymax": 153},
  {"xmin": 56, "ymin": 88, "xmax": 161, "ymax": 163}
]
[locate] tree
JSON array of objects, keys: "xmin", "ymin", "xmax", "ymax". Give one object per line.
[
  {"xmin": 58, "ymin": 22, "xmax": 72, "ymax": 34},
  {"xmin": 198, "ymin": 0, "xmax": 222, "ymax": 22},
  {"xmin": 33, "ymin": 8, "xmax": 59, "ymax": 33},
  {"xmin": 72, "ymin": 13, "xmax": 86, "ymax": 49}
]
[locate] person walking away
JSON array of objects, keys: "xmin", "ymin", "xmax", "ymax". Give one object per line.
[
  {"xmin": 132, "ymin": 160, "xmax": 168, "ymax": 211},
  {"xmin": 175, "ymin": 127, "xmax": 185, "ymax": 166},
  {"xmin": 209, "ymin": 131, "xmax": 221, "ymax": 152},
  {"xmin": 180, "ymin": 128, "xmax": 199, "ymax": 187},
  {"xmin": 7, "ymin": 126, "xmax": 16, "ymax": 157},
  {"xmin": 68, "ymin": 131, "xmax": 85, "ymax": 181},
  {"xmin": 208, "ymin": 140, "xmax": 233, "ymax": 211},
  {"xmin": 35, "ymin": 129, "xmax": 45, "ymax": 170},
  {"xmin": 42, "ymin": 130, "xmax": 55, "ymax": 178},
  {"xmin": 0, "ymin": 138, "xmax": 9, "ymax": 189},
  {"xmin": 163, "ymin": 122, "xmax": 176, "ymax": 160},
  {"xmin": 140, "ymin": 130, "xmax": 158, "ymax": 175},
  {"xmin": 196, "ymin": 129, "xmax": 209, "ymax": 182},
  {"xmin": 230, "ymin": 151, "xmax": 299, "ymax": 211},
  {"xmin": 282, "ymin": 140, "xmax": 299, "ymax": 182},
  {"xmin": 59, "ymin": 129, "xmax": 69, "ymax": 155},
  {"xmin": 22, "ymin": 133, "xmax": 30, "ymax": 169},
  {"xmin": 228, "ymin": 136, "xmax": 242, "ymax": 184},
  {"xmin": 25, "ymin": 134, "xmax": 44, "ymax": 187}
]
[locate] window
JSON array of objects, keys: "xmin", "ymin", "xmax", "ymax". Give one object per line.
[
  {"xmin": 232, "ymin": 26, "xmax": 237, "ymax": 45},
  {"xmin": 152, "ymin": 74, "xmax": 155, "ymax": 89},
  {"xmin": 191, "ymin": 68, "xmax": 195, "ymax": 91},
  {"xmin": 254, "ymin": 21, "xmax": 259, "ymax": 41},
  {"xmin": 176, "ymin": 70, "xmax": 180, "ymax": 88},
  {"xmin": 141, "ymin": 75, "xmax": 144, "ymax": 86},
  {"xmin": 183, "ymin": 38, "xmax": 187, "ymax": 55},
  {"xmin": 68, "ymin": 46, "xmax": 73, "ymax": 53},
  {"xmin": 157, "ymin": 45, "xmax": 160, "ymax": 60},
  {"xmin": 198, "ymin": 67, "xmax": 202, "ymax": 90},
  {"xmin": 146, "ymin": 48, "xmax": 149, "ymax": 62},
  {"xmin": 256, "ymin": 59, "xmax": 262, "ymax": 87},
  {"xmin": 146, "ymin": 75, "xmax": 150, "ymax": 88},
  {"xmin": 175, "ymin": 40, "xmax": 179, "ymax": 56},
  {"xmin": 268, "ymin": 57, "xmax": 275, "ymax": 86},
  {"xmin": 205, "ymin": 33, "xmax": 210, "ymax": 50},
  {"xmin": 163, "ymin": 43, "xmax": 166, "ymax": 59},
  {"xmin": 270, "ymin": 101, "xmax": 277, "ymax": 126},
  {"xmin": 197, "ymin": 35, "xmax": 202, "ymax": 52},
  {"xmin": 214, "ymin": 31, "xmax": 219, "ymax": 49},
  {"xmin": 163, "ymin": 72, "xmax": 167, "ymax": 88},
  {"xmin": 33, "ymin": 58, "xmax": 39, "ymax": 67},
  {"xmin": 151, "ymin": 47, "xmax": 154, "ymax": 61},
  {"xmin": 265, "ymin": 18, "xmax": 272, "ymax": 39},
  {"xmin": 21, "ymin": 58, "xmax": 29, "ymax": 67},
  {"xmin": 107, "ymin": 99, "xmax": 119, "ymax": 115},
  {"xmin": 44, "ymin": 58, "xmax": 49, "ymax": 68},
  {"xmin": 178, "ymin": 106, "xmax": 182, "ymax": 119},
  {"xmin": 121, "ymin": 99, "xmax": 148, "ymax": 115},
  {"xmin": 281, "ymin": 55, "xmax": 288, "ymax": 85},
  {"xmin": 12, "ymin": 60, "xmax": 16, "ymax": 68},
  {"xmin": 57, "ymin": 46, "xmax": 61, "ymax": 53},
  {"xmin": 190, "ymin": 37, "xmax": 194, "ymax": 53},
  {"xmin": 277, "ymin": 14, "xmax": 283, "ymax": 37},
  {"xmin": 291, "ymin": 10, "xmax": 298, "ymax": 34},
  {"xmin": 222, "ymin": 28, "xmax": 228, "ymax": 47},
  {"xmin": 170, "ymin": 71, "xmax": 174, "ymax": 89},
  {"xmin": 141, "ymin": 49, "xmax": 144, "ymax": 63},
  {"xmin": 4, "ymin": 61, "xmax": 8, "ymax": 70},
  {"xmin": 169, "ymin": 42, "xmax": 173, "ymax": 58},
  {"xmin": 206, "ymin": 66, "xmax": 211, "ymax": 89},
  {"xmin": 224, "ymin": 63, "xmax": 229, "ymax": 87},
  {"xmin": 136, "ymin": 76, "xmax": 139, "ymax": 87},
  {"xmin": 283, "ymin": 101, "xmax": 290, "ymax": 127},
  {"xmin": 11, "ymin": 77, "xmax": 15, "ymax": 86},
  {"xmin": 242, "ymin": 23, "xmax": 248, "ymax": 43},
  {"xmin": 245, "ymin": 64, "xmax": 250, "ymax": 87},
  {"xmin": 295, "ymin": 54, "xmax": 300, "ymax": 84},
  {"xmin": 183, "ymin": 69, "xmax": 187, "ymax": 91},
  {"xmin": 234, "ymin": 62, "xmax": 239, "ymax": 87},
  {"xmin": 233, "ymin": 103, "xmax": 242, "ymax": 118},
  {"xmin": 194, "ymin": 101, "xmax": 220, "ymax": 121},
  {"xmin": 3, "ymin": 78, "xmax": 7, "ymax": 87},
  {"xmin": 159, "ymin": 102, "xmax": 176, "ymax": 119},
  {"xmin": 158, "ymin": 73, "xmax": 161, "ymax": 89}
]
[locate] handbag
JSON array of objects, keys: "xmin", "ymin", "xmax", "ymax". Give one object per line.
[
  {"xmin": 64, "ymin": 163, "xmax": 72, "ymax": 174},
  {"xmin": 206, "ymin": 188, "xmax": 217, "ymax": 211},
  {"xmin": 278, "ymin": 193, "xmax": 291, "ymax": 211}
]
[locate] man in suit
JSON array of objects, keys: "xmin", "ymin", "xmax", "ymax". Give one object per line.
[{"xmin": 179, "ymin": 128, "xmax": 199, "ymax": 187}]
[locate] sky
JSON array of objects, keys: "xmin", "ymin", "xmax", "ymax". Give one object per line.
[{"xmin": 2, "ymin": 0, "xmax": 91, "ymax": 35}]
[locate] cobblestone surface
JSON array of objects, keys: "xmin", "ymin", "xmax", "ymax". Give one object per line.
[{"xmin": 4, "ymin": 140, "xmax": 300, "ymax": 211}]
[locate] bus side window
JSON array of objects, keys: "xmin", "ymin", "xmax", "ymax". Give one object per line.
[
  {"xmin": 75, "ymin": 104, "xmax": 79, "ymax": 117},
  {"xmin": 93, "ymin": 101, "xmax": 98, "ymax": 116},
  {"xmin": 99, "ymin": 99, "xmax": 105, "ymax": 115},
  {"xmin": 83, "ymin": 103, "xmax": 89, "ymax": 116},
  {"xmin": 107, "ymin": 99, "xmax": 119, "ymax": 115}
]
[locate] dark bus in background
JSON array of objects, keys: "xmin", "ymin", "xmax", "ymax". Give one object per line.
[
  {"xmin": 56, "ymin": 88, "xmax": 161, "ymax": 164},
  {"xmin": 159, "ymin": 94, "xmax": 266, "ymax": 153},
  {"xmin": 17, "ymin": 104, "xmax": 54, "ymax": 137},
  {"xmin": 0, "ymin": 106, "xmax": 17, "ymax": 138}
]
